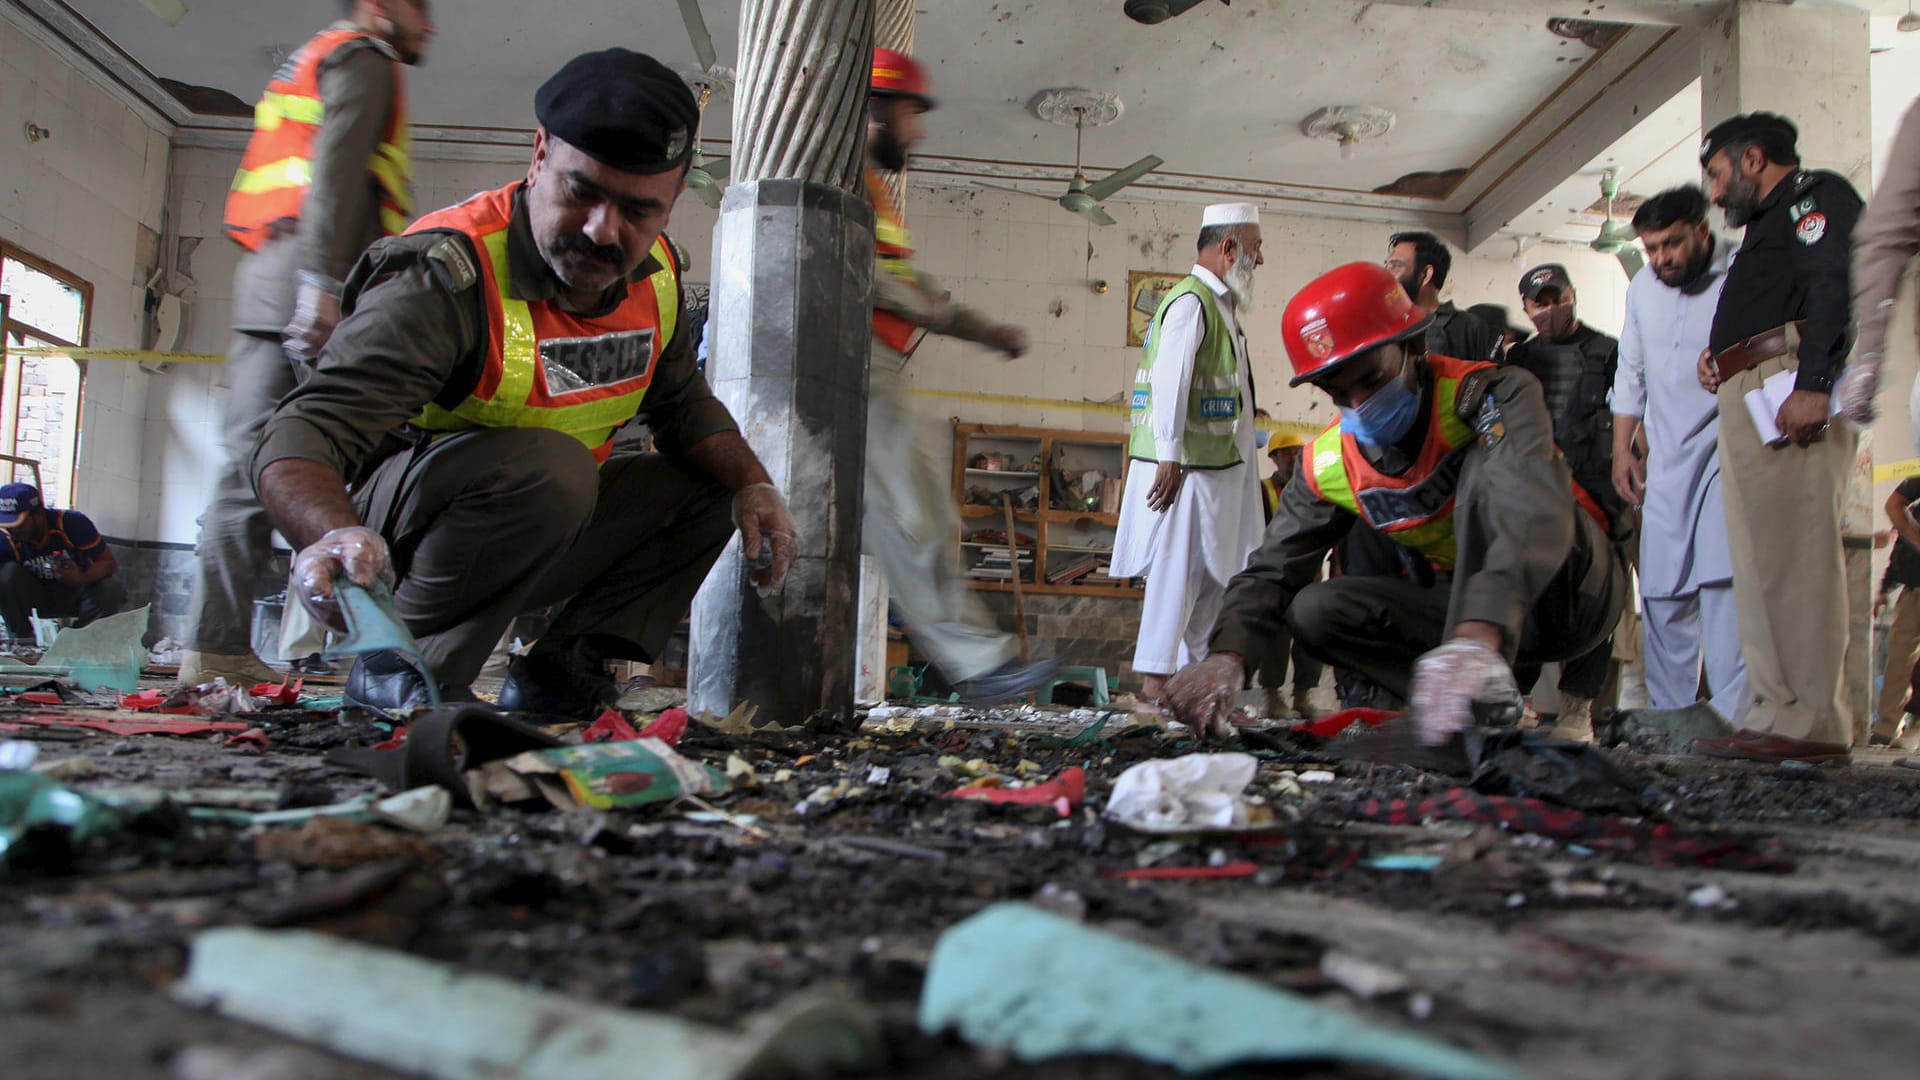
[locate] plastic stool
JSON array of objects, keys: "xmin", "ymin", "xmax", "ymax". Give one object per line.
[{"xmin": 1036, "ymin": 665, "xmax": 1109, "ymax": 706}]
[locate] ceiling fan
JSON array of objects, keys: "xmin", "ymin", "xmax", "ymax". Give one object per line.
[
  {"xmin": 135, "ymin": 0, "xmax": 187, "ymax": 26},
  {"xmin": 677, "ymin": 0, "xmax": 729, "ymax": 209},
  {"xmin": 976, "ymin": 111, "xmax": 1163, "ymax": 227},
  {"xmin": 1589, "ymin": 169, "xmax": 1644, "ymax": 280}
]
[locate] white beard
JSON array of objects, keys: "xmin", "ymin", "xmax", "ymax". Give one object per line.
[{"xmin": 1224, "ymin": 252, "xmax": 1257, "ymax": 307}]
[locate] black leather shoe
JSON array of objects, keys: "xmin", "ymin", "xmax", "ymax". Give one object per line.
[
  {"xmin": 953, "ymin": 657, "xmax": 1063, "ymax": 705},
  {"xmin": 344, "ymin": 649, "xmax": 473, "ymax": 721},
  {"xmin": 497, "ymin": 638, "xmax": 618, "ymax": 721}
]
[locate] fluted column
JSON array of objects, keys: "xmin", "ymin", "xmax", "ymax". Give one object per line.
[{"xmin": 688, "ymin": 0, "xmax": 877, "ymax": 725}]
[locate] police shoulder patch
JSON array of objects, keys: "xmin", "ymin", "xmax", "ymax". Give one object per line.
[
  {"xmin": 424, "ymin": 234, "xmax": 479, "ymax": 292},
  {"xmin": 1454, "ymin": 370, "xmax": 1492, "ymax": 424}
]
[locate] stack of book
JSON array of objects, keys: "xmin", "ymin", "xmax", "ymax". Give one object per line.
[
  {"xmin": 1047, "ymin": 555, "xmax": 1103, "ymax": 584},
  {"xmin": 967, "ymin": 547, "xmax": 1034, "ymax": 582}
]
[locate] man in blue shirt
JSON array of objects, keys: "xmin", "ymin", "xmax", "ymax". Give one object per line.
[{"xmin": 0, "ymin": 483, "xmax": 127, "ymax": 644}]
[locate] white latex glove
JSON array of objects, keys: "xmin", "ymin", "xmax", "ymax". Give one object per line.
[
  {"xmin": 292, "ymin": 525, "xmax": 393, "ymax": 632},
  {"xmin": 1410, "ymin": 638, "xmax": 1517, "ymax": 746},
  {"xmin": 732, "ymin": 482, "xmax": 798, "ymax": 596},
  {"xmin": 1162, "ymin": 652, "xmax": 1246, "ymax": 742},
  {"xmin": 1834, "ymin": 353, "xmax": 1881, "ymax": 427},
  {"xmin": 283, "ymin": 271, "xmax": 343, "ymax": 363}
]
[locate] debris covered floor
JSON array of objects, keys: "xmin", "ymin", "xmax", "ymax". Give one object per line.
[{"xmin": 5, "ymin": 681, "xmax": 1920, "ymax": 1080}]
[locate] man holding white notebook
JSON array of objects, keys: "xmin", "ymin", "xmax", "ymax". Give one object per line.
[{"xmin": 1693, "ymin": 112, "xmax": 1863, "ymax": 763}]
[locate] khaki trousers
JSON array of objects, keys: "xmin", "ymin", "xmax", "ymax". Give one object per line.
[
  {"xmin": 1714, "ymin": 348, "xmax": 1856, "ymax": 743},
  {"xmin": 1875, "ymin": 587, "xmax": 1920, "ymax": 739}
]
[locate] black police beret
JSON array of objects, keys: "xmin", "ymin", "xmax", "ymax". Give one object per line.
[
  {"xmin": 535, "ymin": 48, "xmax": 699, "ymax": 175},
  {"xmin": 1700, "ymin": 112, "xmax": 1797, "ymax": 167}
]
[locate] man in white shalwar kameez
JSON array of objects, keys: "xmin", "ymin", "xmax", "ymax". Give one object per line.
[
  {"xmin": 1113, "ymin": 203, "xmax": 1266, "ymax": 703},
  {"xmin": 1611, "ymin": 185, "xmax": 1748, "ymax": 723}
]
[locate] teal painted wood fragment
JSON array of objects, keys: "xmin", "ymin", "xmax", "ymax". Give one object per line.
[{"xmin": 919, "ymin": 903, "xmax": 1527, "ymax": 1080}]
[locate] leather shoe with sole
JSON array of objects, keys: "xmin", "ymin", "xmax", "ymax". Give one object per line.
[
  {"xmin": 496, "ymin": 638, "xmax": 618, "ymax": 721},
  {"xmin": 344, "ymin": 648, "xmax": 474, "ymax": 721}
]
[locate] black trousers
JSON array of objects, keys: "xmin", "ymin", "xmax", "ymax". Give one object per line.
[
  {"xmin": 0, "ymin": 563, "xmax": 129, "ymax": 640},
  {"xmin": 353, "ymin": 428, "xmax": 735, "ymax": 689}
]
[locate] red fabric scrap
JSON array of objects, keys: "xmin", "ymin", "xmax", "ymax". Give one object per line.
[
  {"xmin": 1103, "ymin": 862, "xmax": 1261, "ymax": 881},
  {"xmin": 582, "ymin": 709, "xmax": 642, "ymax": 743},
  {"xmin": 951, "ymin": 766, "xmax": 1086, "ymax": 818},
  {"xmin": 249, "ymin": 678, "xmax": 305, "ymax": 706},
  {"xmin": 638, "ymin": 707, "xmax": 689, "ymax": 746},
  {"xmin": 225, "ymin": 727, "xmax": 271, "ymax": 752},
  {"xmin": 1293, "ymin": 707, "xmax": 1397, "ymax": 740},
  {"xmin": 117, "ymin": 690, "xmax": 197, "ymax": 714},
  {"xmin": 11, "ymin": 691, "xmax": 68, "ymax": 706},
  {"xmin": 1349, "ymin": 788, "xmax": 1793, "ymax": 873},
  {"xmin": 6, "ymin": 713, "xmax": 251, "ymax": 737},
  {"xmin": 371, "ymin": 726, "xmax": 408, "ymax": 751}
]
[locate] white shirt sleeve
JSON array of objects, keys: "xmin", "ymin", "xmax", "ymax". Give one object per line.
[
  {"xmin": 1150, "ymin": 293, "xmax": 1204, "ymax": 461},
  {"xmin": 1612, "ymin": 275, "xmax": 1648, "ymax": 420}
]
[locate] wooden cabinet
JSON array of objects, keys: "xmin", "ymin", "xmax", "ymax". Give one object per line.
[{"xmin": 950, "ymin": 422, "xmax": 1143, "ymax": 598}]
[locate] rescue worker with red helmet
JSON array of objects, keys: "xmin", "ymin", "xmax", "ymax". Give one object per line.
[
  {"xmin": 1162, "ymin": 262, "xmax": 1629, "ymax": 744},
  {"xmin": 252, "ymin": 49, "xmax": 797, "ymax": 720},
  {"xmin": 862, "ymin": 49, "xmax": 1060, "ymax": 702}
]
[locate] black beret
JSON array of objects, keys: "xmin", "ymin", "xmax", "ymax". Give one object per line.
[
  {"xmin": 1700, "ymin": 111, "xmax": 1797, "ymax": 167},
  {"xmin": 535, "ymin": 48, "xmax": 699, "ymax": 175}
]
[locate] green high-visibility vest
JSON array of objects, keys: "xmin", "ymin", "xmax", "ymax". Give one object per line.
[{"xmin": 1128, "ymin": 277, "xmax": 1243, "ymax": 468}]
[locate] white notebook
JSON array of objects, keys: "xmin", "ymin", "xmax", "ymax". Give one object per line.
[{"xmin": 1743, "ymin": 367, "xmax": 1842, "ymax": 446}]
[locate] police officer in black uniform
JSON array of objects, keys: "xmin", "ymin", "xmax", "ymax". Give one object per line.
[
  {"xmin": 1691, "ymin": 111, "xmax": 1863, "ymax": 761},
  {"xmin": 1501, "ymin": 263, "xmax": 1624, "ymax": 740}
]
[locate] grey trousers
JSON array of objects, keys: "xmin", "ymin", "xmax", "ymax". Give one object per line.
[
  {"xmin": 353, "ymin": 427, "xmax": 735, "ymax": 689},
  {"xmin": 1286, "ymin": 456, "xmax": 1628, "ymax": 701},
  {"xmin": 185, "ymin": 331, "xmax": 298, "ymax": 653}
]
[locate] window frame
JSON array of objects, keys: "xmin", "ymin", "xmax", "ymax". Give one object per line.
[{"xmin": 0, "ymin": 242, "xmax": 95, "ymax": 505}]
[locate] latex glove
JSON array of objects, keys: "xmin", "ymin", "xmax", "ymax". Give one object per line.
[
  {"xmin": 984, "ymin": 324, "xmax": 1028, "ymax": 359},
  {"xmin": 732, "ymin": 482, "xmax": 798, "ymax": 596},
  {"xmin": 283, "ymin": 271, "xmax": 343, "ymax": 363},
  {"xmin": 1162, "ymin": 652, "xmax": 1246, "ymax": 742},
  {"xmin": 292, "ymin": 525, "xmax": 393, "ymax": 632},
  {"xmin": 1409, "ymin": 638, "xmax": 1517, "ymax": 746},
  {"xmin": 1834, "ymin": 354, "xmax": 1880, "ymax": 427}
]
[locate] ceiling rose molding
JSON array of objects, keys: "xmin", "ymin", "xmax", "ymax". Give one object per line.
[{"xmin": 1028, "ymin": 88, "xmax": 1125, "ymax": 128}]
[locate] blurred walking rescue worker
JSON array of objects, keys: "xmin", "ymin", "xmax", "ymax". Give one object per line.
[
  {"xmin": 1159, "ymin": 262, "xmax": 1627, "ymax": 745},
  {"xmin": 181, "ymin": 0, "xmax": 434, "ymax": 686}
]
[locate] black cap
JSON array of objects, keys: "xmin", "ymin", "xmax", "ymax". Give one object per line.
[
  {"xmin": 1466, "ymin": 303, "xmax": 1529, "ymax": 343},
  {"xmin": 535, "ymin": 49, "xmax": 699, "ymax": 176},
  {"xmin": 1700, "ymin": 111, "xmax": 1797, "ymax": 167},
  {"xmin": 1518, "ymin": 263, "xmax": 1573, "ymax": 302}
]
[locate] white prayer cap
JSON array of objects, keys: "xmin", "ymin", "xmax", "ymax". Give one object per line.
[{"xmin": 1201, "ymin": 202, "xmax": 1260, "ymax": 227}]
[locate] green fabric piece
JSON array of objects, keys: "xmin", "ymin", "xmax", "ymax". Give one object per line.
[{"xmin": 919, "ymin": 903, "xmax": 1526, "ymax": 1080}]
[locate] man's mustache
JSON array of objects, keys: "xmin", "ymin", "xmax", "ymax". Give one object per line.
[{"xmin": 552, "ymin": 233, "xmax": 626, "ymax": 266}]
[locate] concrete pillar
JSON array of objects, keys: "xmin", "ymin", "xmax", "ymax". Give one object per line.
[
  {"xmin": 1700, "ymin": 1, "xmax": 1876, "ymax": 733},
  {"xmin": 687, "ymin": 0, "xmax": 876, "ymax": 724}
]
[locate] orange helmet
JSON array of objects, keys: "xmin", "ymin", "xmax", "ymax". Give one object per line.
[
  {"xmin": 871, "ymin": 48, "xmax": 935, "ymax": 109},
  {"xmin": 1282, "ymin": 262, "xmax": 1433, "ymax": 386}
]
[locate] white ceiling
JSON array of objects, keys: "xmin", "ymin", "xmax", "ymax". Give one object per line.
[
  {"xmin": 34, "ymin": 0, "xmax": 1920, "ymax": 245},
  {"xmin": 64, "ymin": 0, "xmax": 1618, "ymax": 190}
]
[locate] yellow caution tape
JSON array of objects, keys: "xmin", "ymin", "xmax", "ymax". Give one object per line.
[
  {"xmin": 904, "ymin": 385, "xmax": 1322, "ymax": 438},
  {"xmin": 5, "ymin": 346, "xmax": 225, "ymax": 364},
  {"xmin": 1875, "ymin": 458, "xmax": 1920, "ymax": 483}
]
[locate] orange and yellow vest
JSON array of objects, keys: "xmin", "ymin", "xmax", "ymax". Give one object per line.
[
  {"xmin": 1304, "ymin": 355, "xmax": 1604, "ymax": 570},
  {"xmin": 402, "ymin": 184, "xmax": 680, "ymax": 463},
  {"xmin": 1261, "ymin": 475, "xmax": 1282, "ymax": 522},
  {"xmin": 866, "ymin": 167, "xmax": 921, "ymax": 354},
  {"xmin": 224, "ymin": 26, "xmax": 413, "ymax": 252}
]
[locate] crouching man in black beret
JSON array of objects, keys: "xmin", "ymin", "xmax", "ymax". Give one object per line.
[{"xmin": 252, "ymin": 48, "xmax": 798, "ymax": 719}]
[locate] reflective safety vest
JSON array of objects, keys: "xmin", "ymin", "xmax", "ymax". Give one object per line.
[
  {"xmin": 866, "ymin": 167, "xmax": 920, "ymax": 355},
  {"xmin": 403, "ymin": 184, "xmax": 680, "ymax": 463},
  {"xmin": 1128, "ymin": 277, "xmax": 1242, "ymax": 468},
  {"xmin": 224, "ymin": 26, "xmax": 413, "ymax": 252},
  {"xmin": 1261, "ymin": 475, "xmax": 1282, "ymax": 522},
  {"xmin": 1304, "ymin": 355, "xmax": 1606, "ymax": 570}
]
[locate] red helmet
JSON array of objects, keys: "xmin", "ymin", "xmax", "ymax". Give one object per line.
[
  {"xmin": 871, "ymin": 48, "xmax": 935, "ymax": 109},
  {"xmin": 1282, "ymin": 262, "xmax": 1433, "ymax": 386}
]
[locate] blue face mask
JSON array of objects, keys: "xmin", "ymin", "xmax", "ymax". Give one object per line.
[
  {"xmin": 1338, "ymin": 361, "xmax": 1421, "ymax": 447},
  {"xmin": 1255, "ymin": 428, "xmax": 1271, "ymax": 450}
]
